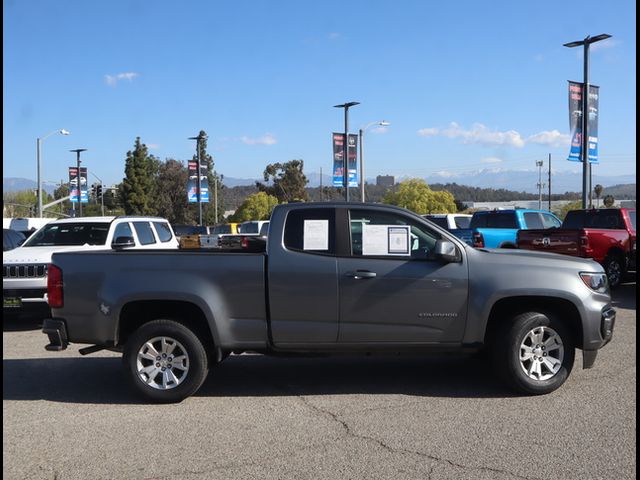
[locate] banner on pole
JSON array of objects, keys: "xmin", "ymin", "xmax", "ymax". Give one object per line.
[
  {"xmin": 68, "ymin": 167, "xmax": 88, "ymax": 203},
  {"xmin": 332, "ymin": 133, "xmax": 359, "ymax": 187},
  {"xmin": 567, "ymin": 81, "xmax": 599, "ymax": 164},
  {"xmin": 187, "ymin": 160, "xmax": 209, "ymax": 203}
]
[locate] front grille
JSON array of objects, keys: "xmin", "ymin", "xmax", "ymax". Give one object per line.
[{"xmin": 3, "ymin": 264, "xmax": 48, "ymax": 278}]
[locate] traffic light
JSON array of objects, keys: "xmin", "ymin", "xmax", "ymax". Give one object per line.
[
  {"xmin": 91, "ymin": 183, "xmax": 97, "ymax": 198},
  {"xmin": 96, "ymin": 184, "xmax": 103, "ymax": 200}
]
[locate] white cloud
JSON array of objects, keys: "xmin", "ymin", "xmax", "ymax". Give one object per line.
[
  {"xmin": 417, "ymin": 127, "xmax": 440, "ymax": 137},
  {"xmin": 146, "ymin": 143, "xmax": 160, "ymax": 149},
  {"xmin": 481, "ymin": 157, "xmax": 503, "ymax": 164},
  {"xmin": 328, "ymin": 32, "xmax": 341, "ymax": 40},
  {"xmin": 534, "ymin": 54, "xmax": 544, "ymax": 62},
  {"xmin": 418, "ymin": 122, "xmax": 571, "ymax": 149},
  {"xmin": 241, "ymin": 134, "xmax": 277, "ymax": 146},
  {"xmin": 526, "ymin": 130, "xmax": 570, "ymax": 148},
  {"xmin": 105, "ymin": 72, "xmax": 140, "ymax": 86},
  {"xmin": 440, "ymin": 122, "xmax": 525, "ymax": 147},
  {"xmin": 371, "ymin": 126, "xmax": 389, "ymax": 134}
]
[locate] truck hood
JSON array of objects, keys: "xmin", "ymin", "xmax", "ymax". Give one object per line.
[
  {"xmin": 475, "ymin": 247, "xmax": 604, "ymax": 272},
  {"xmin": 3, "ymin": 245, "xmax": 109, "ymax": 264}
]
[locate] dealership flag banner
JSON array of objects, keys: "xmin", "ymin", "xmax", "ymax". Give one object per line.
[
  {"xmin": 332, "ymin": 133, "xmax": 359, "ymax": 187},
  {"xmin": 567, "ymin": 81, "xmax": 599, "ymax": 164},
  {"xmin": 68, "ymin": 167, "xmax": 88, "ymax": 203},
  {"xmin": 187, "ymin": 160, "xmax": 209, "ymax": 203}
]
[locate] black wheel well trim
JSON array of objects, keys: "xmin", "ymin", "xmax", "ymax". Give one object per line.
[
  {"xmin": 484, "ymin": 295, "xmax": 583, "ymax": 349},
  {"xmin": 116, "ymin": 300, "xmax": 218, "ymax": 354}
]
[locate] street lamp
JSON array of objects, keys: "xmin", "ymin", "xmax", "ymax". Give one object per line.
[
  {"xmin": 189, "ymin": 133, "xmax": 207, "ymax": 226},
  {"xmin": 563, "ymin": 33, "xmax": 611, "ymax": 209},
  {"xmin": 359, "ymin": 120, "xmax": 390, "ymax": 202},
  {"xmin": 333, "ymin": 102, "xmax": 360, "ymax": 202},
  {"xmin": 70, "ymin": 149, "xmax": 87, "ymax": 217},
  {"xmin": 37, "ymin": 129, "xmax": 70, "ymax": 217}
]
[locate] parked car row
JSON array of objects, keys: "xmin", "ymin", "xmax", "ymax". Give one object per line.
[
  {"xmin": 421, "ymin": 207, "xmax": 636, "ymax": 288},
  {"xmin": 3, "ymin": 216, "xmax": 178, "ymax": 317}
]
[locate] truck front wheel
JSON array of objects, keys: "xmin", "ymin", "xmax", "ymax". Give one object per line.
[
  {"xmin": 123, "ymin": 319, "xmax": 209, "ymax": 403},
  {"xmin": 493, "ymin": 312, "xmax": 575, "ymax": 395}
]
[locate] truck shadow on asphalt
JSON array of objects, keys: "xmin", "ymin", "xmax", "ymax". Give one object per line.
[
  {"xmin": 611, "ymin": 276, "xmax": 636, "ymax": 310},
  {"xmin": 3, "ymin": 354, "xmax": 512, "ymax": 404}
]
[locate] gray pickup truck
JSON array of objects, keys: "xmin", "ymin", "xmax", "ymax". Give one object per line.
[{"xmin": 43, "ymin": 202, "xmax": 616, "ymax": 403}]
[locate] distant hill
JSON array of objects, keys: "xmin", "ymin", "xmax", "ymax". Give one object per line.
[{"xmin": 3, "ymin": 178, "xmax": 57, "ymax": 195}]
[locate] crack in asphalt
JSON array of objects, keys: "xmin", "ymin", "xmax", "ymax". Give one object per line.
[{"xmin": 294, "ymin": 393, "xmax": 542, "ymax": 480}]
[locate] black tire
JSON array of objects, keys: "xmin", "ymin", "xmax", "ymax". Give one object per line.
[
  {"xmin": 493, "ymin": 311, "xmax": 575, "ymax": 395},
  {"xmin": 604, "ymin": 254, "xmax": 625, "ymax": 288},
  {"xmin": 123, "ymin": 319, "xmax": 209, "ymax": 403}
]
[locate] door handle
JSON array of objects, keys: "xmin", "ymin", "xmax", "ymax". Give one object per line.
[{"xmin": 345, "ymin": 270, "xmax": 377, "ymax": 279}]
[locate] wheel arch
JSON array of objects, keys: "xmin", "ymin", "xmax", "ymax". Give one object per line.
[
  {"xmin": 116, "ymin": 300, "xmax": 217, "ymax": 355},
  {"xmin": 484, "ymin": 296, "xmax": 583, "ymax": 349}
]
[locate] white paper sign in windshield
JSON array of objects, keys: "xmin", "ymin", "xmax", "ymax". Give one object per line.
[
  {"xmin": 362, "ymin": 225, "xmax": 411, "ymax": 256},
  {"xmin": 303, "ymin": 220, "xmax": 329, "ymax": 250}
]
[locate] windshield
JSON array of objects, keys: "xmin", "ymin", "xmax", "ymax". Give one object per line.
[
  {"xmin": 23, "ymin": 223, "xmax": 110, "ymax": 247},
  {"xmin": 629, "ymin": 211, "xmax": 636, "ymax": 230}
]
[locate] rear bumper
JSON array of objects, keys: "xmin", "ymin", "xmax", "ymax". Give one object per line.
[{"xmin": 42, "ymin": 318, "xmax": 69, "ymax": 351}]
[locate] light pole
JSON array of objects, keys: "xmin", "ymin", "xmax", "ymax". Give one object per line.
[
  {"xmin": 359, "ymin": 120, "xmax": 390, "ymax": 202},
  {"xmin": 189, "ymin": 133, "xmax": 207, "ymax": 226},
  {"xmin": 563, "ymin": 33, "xmax": 611, "ymax": 209},
  {"xmin": 536, "ymin": 160, "xmax": 544, "ymax": 210},
  {"xmin": 333, "ymin": 102, "xmax": 360, "ymax": 202},
  {"xmin": 70, "ymin": 149, "xmax": 87, "ymax": 217},
  {"xmin": 90, "ymin": 171, "xmax": 105, "ymax": 216},
  {"xmin": 37, "ymin": 129, "xmax": 70, "ymax": 217}
]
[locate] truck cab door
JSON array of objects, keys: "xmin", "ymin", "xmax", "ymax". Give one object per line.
[
  {"xmin": 337, "ymin": 208, "xmax": 469, "ymax": 344},
  {"xmin": 267, "ymin": 207, "xmax": 340, "ymax": 345}
]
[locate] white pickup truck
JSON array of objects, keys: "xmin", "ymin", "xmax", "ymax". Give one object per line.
[{"xmin": 3, "ymin": 216, "xmax": 178, "ymax": 317}]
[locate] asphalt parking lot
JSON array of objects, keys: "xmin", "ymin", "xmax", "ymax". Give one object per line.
[{"xmin": 3, "ymin": 279, "xmax": 636, "ymax": 480}]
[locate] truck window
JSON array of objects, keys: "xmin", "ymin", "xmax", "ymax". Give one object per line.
[
  {"xmin": 523, "ymin": 212, "xmax": 544, "ymax": 229},
  {"xmin": 284, "ymin": 209, "xmax": 336, "ymax": 255},
  {"xmin": 153, "ymin": 222, "xmax": 174, "ymax": 243},
  {"xmin": 424, "ymin": 216, "xmax": 448, "ymax": 229},
  {"xmin": 349, "ymin": 209, "xmax": 440, "ymax": 260},
  {"xmin": 541, "ymin": 214, "xmax": 562, "ymax": 229},
  {"xmin": 113, "ymin": 222, "xmax": 133, "ymax": 241},
  {"xmin": 454, "ymin": 216, "xmax": 471, "ymax": 228},
  {"xmin": 486, "ymin": 212, "xmax": 518, "ymax": 229},
  {"xmin": 133, "ymin": 222, "xmax": 157, "ymax": 245},
  {"xmin": 629, "ymin": 211, "xmax": 636, "ymax": 230}
]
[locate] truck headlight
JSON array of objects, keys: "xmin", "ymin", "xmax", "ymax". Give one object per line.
[{"xmin": 580, "ymin": 272, "xmax": 609, "ymax": 293}]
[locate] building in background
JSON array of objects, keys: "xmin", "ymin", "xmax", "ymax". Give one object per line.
[{"xmin": 376, "ymin": 175, "xmax": 395, "ymax": 188}]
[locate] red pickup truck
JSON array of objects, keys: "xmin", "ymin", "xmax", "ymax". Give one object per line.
[{"xmin": 517, "ymin": 208, "xmax": 636, "ymax": 287}]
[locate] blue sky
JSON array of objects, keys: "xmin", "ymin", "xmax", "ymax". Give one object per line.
[{"xmin": 3, "ymin": 0, "xmax": 636, "ymax": 189}]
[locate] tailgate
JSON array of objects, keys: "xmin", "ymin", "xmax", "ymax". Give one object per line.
[{"xmin": 517, "ymin": 229, "xmax": 583, "ymax": 255}]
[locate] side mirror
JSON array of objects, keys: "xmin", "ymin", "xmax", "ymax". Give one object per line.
[
  {"xmin": 434, "ymin": 239, "xmax": 461, "ymax": 263},
  {"xmin": 112, "ymin": 236, "xmax": 135, "ymax": 250}
]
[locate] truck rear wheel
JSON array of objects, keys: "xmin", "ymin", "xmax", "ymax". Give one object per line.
[
  {"xmin": 123, "ymin": 319, "xmax": 209, "ymax": 403},
  {"xmin": 493, "ymin": 312, "xmax": 575, "ymax": 395}
]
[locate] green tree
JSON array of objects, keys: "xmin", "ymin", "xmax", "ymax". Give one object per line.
[
  {"xmin": 382, "ymin": 179, "xmax": 457, "ymax": 214},
  {"xmin": 230, "ymin": 192, "xmax": 279, "ymax": 222},
  {"xmin": 3, "ymin": 190, "xmax": 38, "ymax": 217},
  {"xmin": 256, "ymin": 160, "xmax": 309, "ymax": 203},
  {"xmin": 154, "ymin": 159, "xmax": 196, "ymax": 225},
  {"xmin": 555, "ymin": 200, "xmax": 582, "ymax": 220},
  {"xmin": 120, "ymin": 137, "xmax": 159, "ymax": 215},
  {"xmin": 191, "ymin": 131, "xmax": 225, "ymax": 225}
]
